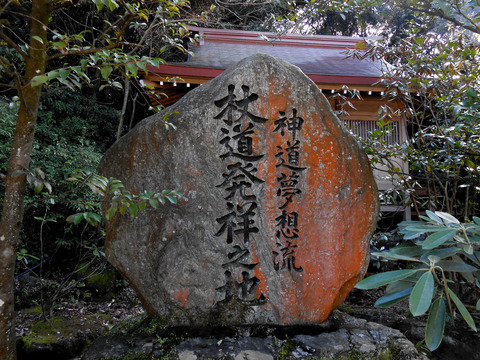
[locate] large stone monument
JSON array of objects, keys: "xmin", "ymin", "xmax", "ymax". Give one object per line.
[{"xmin": 99, "ymin": 54, "xmax": 378, "ymax": 326}]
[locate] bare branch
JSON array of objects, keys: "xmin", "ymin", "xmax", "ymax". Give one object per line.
[{"xmin": 0, "ymin": 30, "xmax": 29, "ymax": 59}]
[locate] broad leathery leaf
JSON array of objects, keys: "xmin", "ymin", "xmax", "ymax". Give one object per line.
[
  {"xmin": 419, "ymin": 247, "xmax": 460, "ymax": 262},
  {"xmin": 422, "ymin": 229, "xmax": 457, "ymax": 250},
  {"xmin": 437, "ymin": 260, "xmax": 478, "ymax": 272},
  {"xmin": 476, "ymin": 299, "xmax": 480, "ymax": 311},
  {"xmin": 405, "ymin": 224, "xmax": 448, "ymax": 233},
  {"xmin": 410, "ymin": 271, "xmax": 435, "ymax": 316},
  {"xmin": 436, "ymin": 212, "xmax": 460, "ymax": 224},
  {"xmin": 371, "ymin": 251, "xmax": 423, "ymax": 262},
  {"xmin": 31, "ymin": 75, "xmax": 49, "ymax": 87},
  {"xmin": 447, "ymin": 288, "xmax": 477, "ymax": 331},
  {"xmin": 425, "ymin": 298, "xmax": 446, "ymax": 351},
  {"xmin": 389, "ymin": 245, "xmax": 425, "ymax": 257},
  {"xmin": 138, "ymin": 201, "xmax": 146, "ymax": 211},
  {"xmin": 426, "ymin": 210, "xmax": 443, "ymax": 224},
  {"xmin": 473, "ymin": 216, "xmax": 480, "ymax": 226},
  {"xmin": 101, "ymin": 65, "xmax": 113, "ymax": 80},
  {"xmin": 375, "ymin": 287, "xmax": 413, "ymax": 308},
  {"xmin": 385, "ymin": 280, "xmax": 416, "ymax": 295},
  {"xmin": 402, "ymin": 231, "xmax": 423, "ymax": 240},
  {"xmin": 355, "ymin": 269, "xmax": 421, "ymax": 290}
]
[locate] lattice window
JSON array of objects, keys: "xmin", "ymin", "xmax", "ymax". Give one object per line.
[{"xmin": 344, "ymin": 120, "xmax": 401, "ymax": 146}]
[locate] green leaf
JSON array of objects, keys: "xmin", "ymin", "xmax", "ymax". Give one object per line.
[
  {"xmin": 146, "ymin": 59, "xmax": 160, "ymax": 68},
  {"xmin": 86, "ymin": 213, "xmax": 102, "ymax": 226},
  {"xmin": 138, "ymin": 201, "xmax": 146, "ymax": 211},
  {"xmin": 129, "ymin": 203, "xmax": 138, "ymax": 218},
  {"xmin": 111, "ymin": 81, "xmax": 122, "ymax": 89},
  {"xmin": 436, "ymin": 212, "xmax": 460, "ymax": 224},
  {"xmin": 447, "ymin": 288, "xmax": 477, "ymax": 331},
  {"xmin": 108, "ymin": 0, "xmax": 118, "ymax": 11},
  {"xmin": 92, "ymin": 0, "xmax": 104, "ymax": 11},
  {"xmin": 419, "ymin": 247, "xmax": 460, "ymax": 262},
  {"xmin": 375, "ymin": 287, "xmax": 413, "ymax": 308},
  {"xmin": 149, "ymin": 198, "xmax": 159, "ymax": 209},
  {"xmin": 47, "ymin": 71, "xmax": 60, "ymax": 80},
  {"xmin": 66, "ymin": 213, "xmax": 84, "ymax": 225},
  {"xmin": 126, "ymin": 62, "xmax": 138, "ymax": 77},
  {"xmin": 136, "ymin": 61, "xmax": 146, "ymax": 71},
  {"xmin": 436, "ymin": 260, "xmax": 478, "ymax": 272},
  {"xmin": 389, "ymin": 245, "xmax": 425, "ymax": 257},
  {"xmin": 425, "ymin": 298, "xmax": 446, "ymax": 351},
  {"xmin": 422, "ymin": 229, "xmax": 457, "ymax": 250},
  {"xmin": 473, "ymin": 217, "xmax": 480, "ymax": 226},
  {"xmin": 355, "ymin": 269, "xmax": 421, "ymax": 290},
  {"xmin": 371, "ymin": 251, "xmax": 422, "ymax": 262},
  {"xmin": 31, "ymin": 75, "xmax": 49, "ymax": 87},
  {"xmin": 426, "ymin": 210, "xmax": 443, "ymax": 224},
  {"xmin": 405, "ymin": 224, "xmax": 448, "ymax": 233},
  {"xmin": 385, "ymin": 280, "xmax": 415, "ymax": 295},
  {"xmin": 410, "ymin": 271, "xmax": 435, "ymax": 316},
  {"xmin": 415, "ymin": 37, "xmax": 425, "ymax": 46},
  {"xmin": 32, "ymin": 35, "xmax": 44, "ymax": 44},
  {"xmin": 166, "ymin": 195, "xmax": 178, "ymax": 204},
  {"xmin": 105, "ymin": 203, "xmax": 117, "ymax": 220},
  {"xmin": 101, "ymin": 65, "xmax": 113, "ymax": 80},
  {"xmin": 34, "ymin": 183, "xmax": 44, "ymax": 193},
  {"xmin": 119, "ymin": 203, "xmax": 128, "ymax": 215}
]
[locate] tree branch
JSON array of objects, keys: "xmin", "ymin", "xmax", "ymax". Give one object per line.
[
  {"xmin": 452, "ymin": 1, "xmax": 480, "ymax": 33},
  {"xmin": 0, "ymin": 30, "xmax": 29, "ymax": 60},
  {"xmin": 47, "ymin": 41, "xmax": 141, "ymax": 61},
  {"xmin": 401, "ymin": 4, "xmax": 480, "ymax": 34}
]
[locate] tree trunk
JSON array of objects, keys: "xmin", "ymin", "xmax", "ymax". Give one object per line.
[
  {"xmin": 0, "ymin": 2, "xmax": 50, "ymax": 359},
  {"xmin": 116, "ymin": 77, "xmax": 130, "ymax": 140}
]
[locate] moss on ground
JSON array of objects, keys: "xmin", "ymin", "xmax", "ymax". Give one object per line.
[{"xmin": 21, "ymin": 313, "xmax": 112, "ymax": 350}]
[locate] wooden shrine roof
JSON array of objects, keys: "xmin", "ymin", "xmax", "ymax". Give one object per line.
[{"xmin": 142, "ymin": 27, "xmax": 387, "ymax": 107}]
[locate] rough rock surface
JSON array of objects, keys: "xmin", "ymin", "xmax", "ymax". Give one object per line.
[
  {"xmin": 100, "ymin": 54, "xmax": 379, "ymax": 326},
  {"xmin": 82, "ymin": 311, "xmax": 427, "ymax": 360}
]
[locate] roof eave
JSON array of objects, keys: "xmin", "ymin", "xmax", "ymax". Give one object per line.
[{"xmin": 144, "ymin": 64, "xmax": 383, "ymax": 88}]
